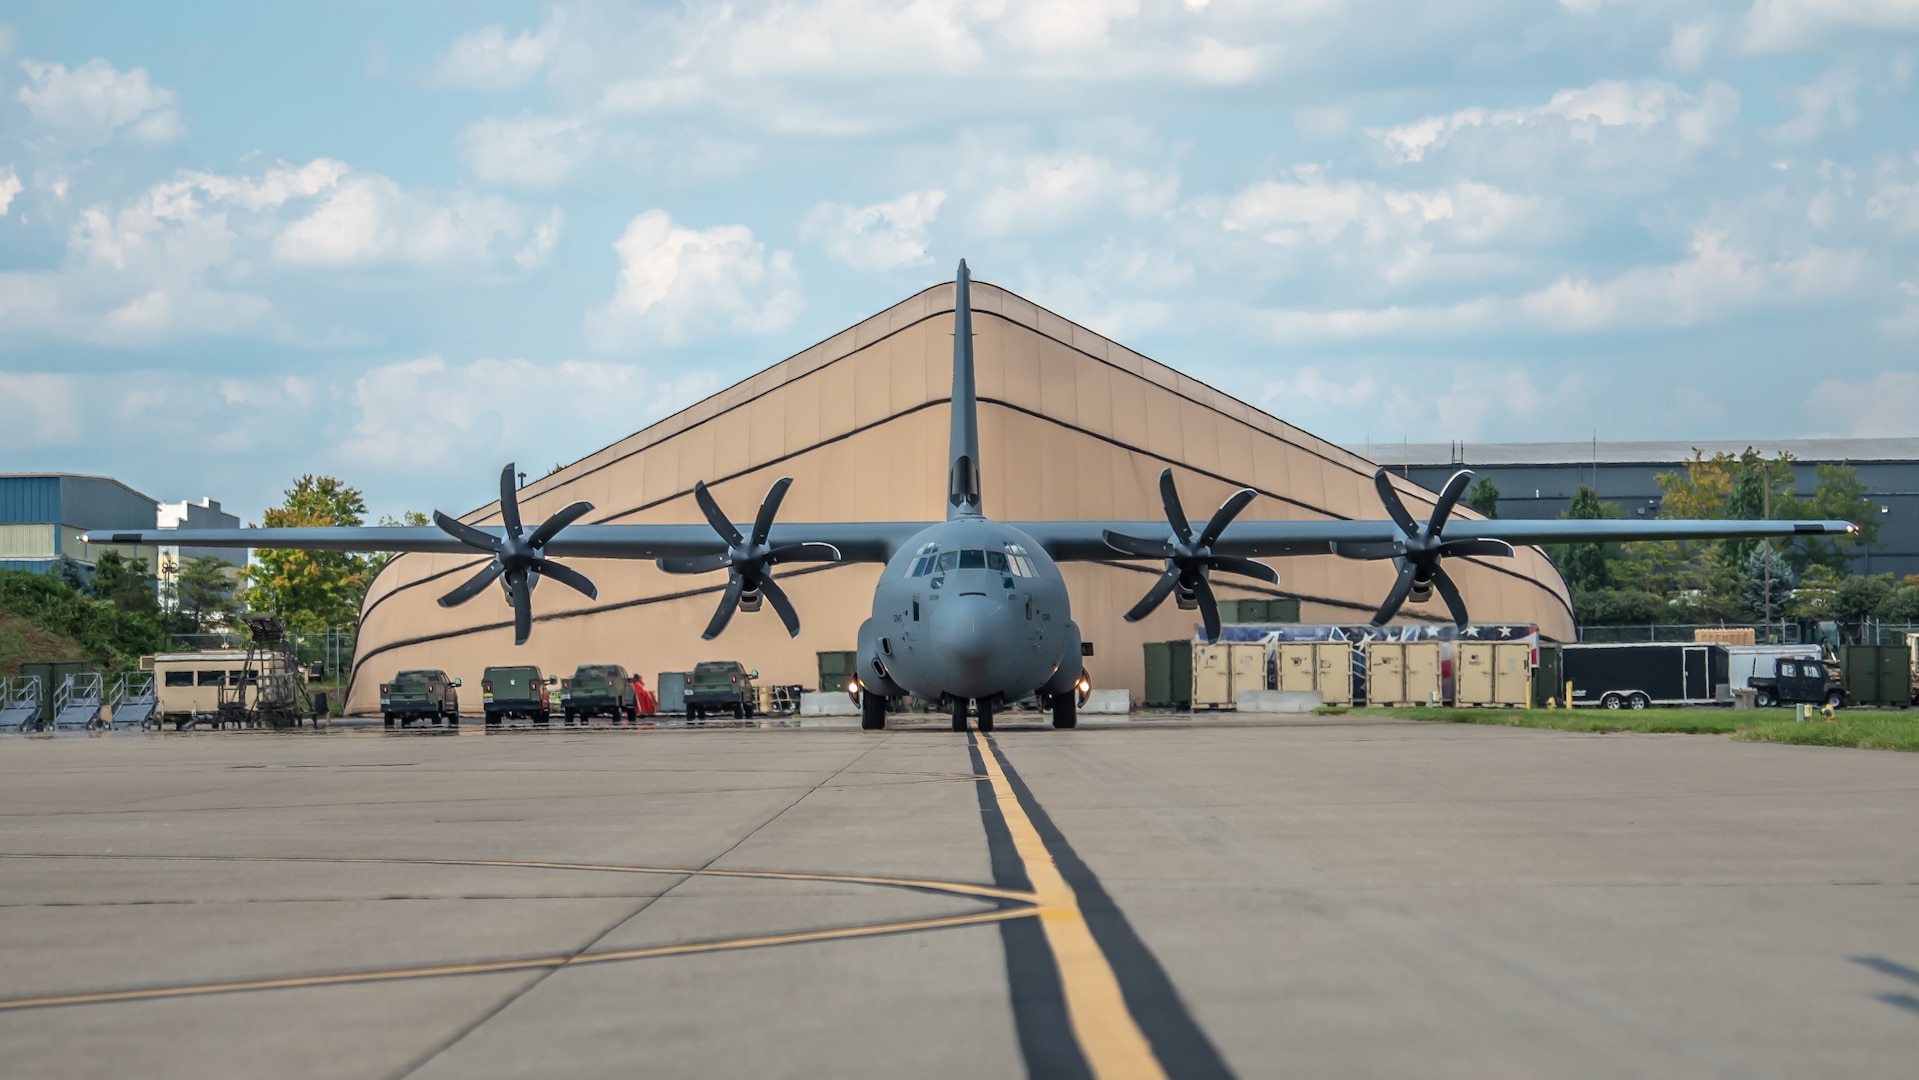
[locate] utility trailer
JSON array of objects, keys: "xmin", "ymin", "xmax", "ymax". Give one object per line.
[{"xmin": 1563, "ymin": 643, "xmax": 1730, "ymax": 709}]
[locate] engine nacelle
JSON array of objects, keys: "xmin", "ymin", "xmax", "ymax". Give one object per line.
[{"xmin": 855, "ymin": 617, "xmax": 905, "ymax": 700}]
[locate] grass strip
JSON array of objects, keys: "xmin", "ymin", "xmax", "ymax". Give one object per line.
[{"xmin": 1321, "ymin": 704, "xmax": 1919, "ymax": 752}]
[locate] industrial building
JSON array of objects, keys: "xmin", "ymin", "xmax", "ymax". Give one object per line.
[
  {"xmin": 1369, "ymin": 440, "xmax": 1919, "ymax": 580},
  {"xmin": 342, "ymin": 279, "xmax": 1577, "ymax": 714},
  {"xmin": 0, "ymin": 473, "xmax": 163, "ymax": 578}
]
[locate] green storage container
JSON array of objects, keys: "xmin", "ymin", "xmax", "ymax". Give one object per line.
[
  {"xmin": 816, "ymin": 650, "xmax": 858, "ymax": 694},
  {"xmin": 1531, "ymin": 644, "xmax": 1563, "ymax": 708},
  {"xmin": 1215, "ymin": 598, "xmax": 1300, "ymax": 624},
  {"xmin": 1840, "ymin": 645, "xmax": 1910, "ymax": 706},
  {"xmin": 1142, "ymin": 641, "xmax": 1193, "ymax": 709},
  {"xmin": 18, "ymin": 660, "xmax": 94, "ymax": 728}
]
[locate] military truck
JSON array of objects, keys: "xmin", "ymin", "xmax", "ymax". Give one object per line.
[
  {"xmin": 482, "ymin": 664, "xmax": 556, "ymax": 727},
  {"xmin": 560, "ymin": 664, "xmax": 639, "ymax": 725},
  {"xmin": 684, "ymin": 660, "xmax": 758, "ymax": 719},
  {"xmin": 1747, "ymin": 656, "xmax": 1845, "ymax": 709},
  {"xmin": 380, "ymin": 669, "xmax": 461, "ymax": 728}
]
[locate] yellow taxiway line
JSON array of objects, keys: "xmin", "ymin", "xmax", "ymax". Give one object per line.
[{"xmin": 972, "ymin": 731, "xmax": 1167, "ymax": 1080}]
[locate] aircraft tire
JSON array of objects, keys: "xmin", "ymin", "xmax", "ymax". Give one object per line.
[
  {"xmin": 1051, "ymin": 695, "xmax": 1077, "ymax": 729},
  {"xmin": 860, "ymin": 691, "xmax": 886, "ymax": 730},
  {"xmin": 976, "ymin": 699, "xmax": 995, "ymax": 733},
  {"xmin": 950, "ymin": 699, "xmax": 968, "ymax": 732}
]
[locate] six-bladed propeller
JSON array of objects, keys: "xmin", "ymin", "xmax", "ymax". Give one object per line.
[
  {"xmin": 1332, "ymin": 468, "xmax": 1515, "ymax": 628},
  {"xmin": 656, "ymin": 477, "xmax": 841, "ymax": 641},
  {"xmin": 1103, "ymin": 469, "xmax": 1280, "ymax": 643},
  {"xmin": 434, "ymin": 463, "xmax": 599, "ymax": 646}
]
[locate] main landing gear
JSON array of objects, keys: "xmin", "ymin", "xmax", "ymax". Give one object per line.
[
  {"xmin": 950, "ymin": 697, "xmax": 994, "ymax": 733},
  {"xmin": 860, "ymin": 689, "xmax": 886, "ymax": 731}
]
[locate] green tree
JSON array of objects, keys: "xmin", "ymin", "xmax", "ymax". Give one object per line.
[
  {"xmin": 52, "ymin": 555, "xmax": 89, "ymax": 592},
  {"xmin": 1785, "ymin": 564, "xmax": 1840, "ymax": 620},
  {"xmin": 1572, "ymin": 587, "xmax": 1666, "ymax": 625},
  {"xmin": 1794, "ymin": 463, "xmax": 1881, "ymax": 572},
  {"xmin": 1548, "ymin": 485, "xmax": 1621, "ymax": 595},
  {"xmin": 166, "ymin": 555, "xmax": 239, "ymax": 635},
  {"xmin": 88, "ymin": 549, "xmax": 160, "ymax": 619},
  {"xmin": 242, "ymin": 476, "xmax": 372, "ymax": 633},
  {"xmin": 1738, "ymin": 542, "xmax": 1793, "ymax": 622},
  {"xmin": 1464, "ymin": 476, "xmax": 1500, "ymax": 519}
]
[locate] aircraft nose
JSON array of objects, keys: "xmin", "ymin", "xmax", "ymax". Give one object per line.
[{"xmin": 930, "ymin": 593, "xmax": 1015, "ymax": 692}]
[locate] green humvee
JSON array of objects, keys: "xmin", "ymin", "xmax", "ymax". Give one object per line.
[
  {"xmin": 685, "ymin": 660, "xmax": 758, "ymax": 719},
  {"xmin": 482, "ymin": 665, "xmax": 556, "ymax": 727},
  {"xmin": 380, "ymin": 670, "xmax": 460, "ymax": 728}
]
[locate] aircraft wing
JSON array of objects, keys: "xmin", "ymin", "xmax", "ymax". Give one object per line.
[
  {"xmin": 1017, "ymin": 517, "xmax": 1857, "ymax": 562},
  {"xmin": 86, "ymin": 523, "xmax": 927, "ymax": 563}
]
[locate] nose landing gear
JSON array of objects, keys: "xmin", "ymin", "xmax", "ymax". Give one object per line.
[{"xmin": 948, "ymin": 697, "xmax": 994, "ymax": 732}]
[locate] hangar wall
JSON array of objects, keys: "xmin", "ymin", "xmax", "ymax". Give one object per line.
[{"xmin": 345, "ymin": 281, "xmax": 1574, "ymax": 714}]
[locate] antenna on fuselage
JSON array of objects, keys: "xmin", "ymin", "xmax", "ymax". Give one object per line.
[{"xmin": 947, "ymin": 259, "xmax": 982, "ymax": 519}]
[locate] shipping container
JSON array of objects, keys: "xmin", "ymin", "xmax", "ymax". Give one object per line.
[
  {"xmin": 1364, "ymin": 642, "xmax": 1442, "ymax": 706},
  {"xmin": 1192, "ymin": 644, "xmax": 1233, "ymax": 708},
  {"xmin": 1532, "ymin": 643, "xmax": 1563, "ymax": 707},
  {"xmin": 1275, "ymin": 642, "xmax": 1355, "ymax": 703},
  {"xmin": 1455, "ymin": 642, "xmax": 1531, "ymax": 706},
  {"xmin": 1215, "ymin": 598, "xmax": 1302, "ymax": 624},
  {"xmin": 656, "ymin": 672, "xmax": 689, "ymax": 714},
  {"xmin": 1141, "ymin": 641, "xmax": 1193, "ymax": 709},
  {"xmin": 1839, "ymin": 645, "xmax": 1910, "ymax": 706},
  {"xmin": 1563, "ymin": 643, "xmax": 1730, "ymax": 708}
]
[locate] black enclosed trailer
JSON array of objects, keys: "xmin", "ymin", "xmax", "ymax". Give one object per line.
[{"xmin": 1563, "ymin": 643, "xmax": 1730, "ymax": 709}]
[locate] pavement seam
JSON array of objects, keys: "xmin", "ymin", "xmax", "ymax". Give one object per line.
[{"xmin": 384, "ymin": 733, "xmax": 895, "ymax": 1080}]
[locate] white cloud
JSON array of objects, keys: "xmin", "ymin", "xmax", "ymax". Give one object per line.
[
  {"xmin": 457, "ymin": 113, "xmax": 599, "ymax": 189},
  {"xmin": 17, "ymin": 58, "xmax": 181, "ymax": 146},
  {"xmin": 1377, "ymin": 79, "xmax": 1723, "ymax": 163},
  {"xmin": 1663, "ymin": 19, "xmax": 1718, "ymax": 72},
  {"xmin": 1773, "ymin": 68, "xmax": 1860, "ymax": 141},
  {"xmin": 994, "ymin": 0, "xmax": 1142, "ymax": 54},
  {"xmin": 339, "ymin": 355, "xmax": 718, "ymax": 470},
  {"xmin": 974, "ymin": 153, "xmax": 1177, "ymax": 234},
  {"xmin": 434, "ymin": 23, "xmax": 554, "ymax": 89},
  {"xmin": 801, "ymin": 190, "xmax": 946, "ymax": 271},
  {"xmin": 0, "ymin": 165, "xmax": 21, "ymax": 215},
  {"xmin": 588, "ymin": 210, "xmax": 802, "ymax": 347},
  {"xmin": 1745, "ymin": 0, "xmax": 1919, "ymax": 53},
  {"xmin": 1807, "ymin": 370, "xmax": 1919, "ymax": 435},
  {"xmin": 1262, "ymin": 362, "xmax": 1590, "ymax": 443},
  {"xmin": 721, "ymin": 0, "xmax": 986, "ymax": 77},
  {"xmin": 0, "ymin": 372, "xmax": 83, "ymax": 446},
  {"xmin": 273, "ymin": 174, "xmax": 553, "ymax": 268}
]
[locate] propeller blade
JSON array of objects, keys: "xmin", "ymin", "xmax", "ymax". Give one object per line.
[
  {"xmin": 1373, "ymin": 469, "xmax": 1419, "ymax": 536},
  {"xmin": 759, "ymin": 575, "xmax": 801, "ymax": 638},
  {"xmin": 437, "ymin": 561, "xmax": 503, "ymax": 608},
  {"xmin": 703, "ymin": 574, "xmax": 744, "ymax": 640},
  {"xmin": 1429, "ymin": 470, "xmax": 1473, "ymax": 535},
  {"xmin": 764, "ymin": 541, "xmax": 841, "ymax": 564},
  {"xmin": 531, "ymin": 558, "xmax": 597, "ymax": 600},
  {"xmin": 1431, "ymin": 567, "xmax": 1470, "ymax": 629},
  {"xmin": 1331, "ymin": 540, "xmax": 1405, "ymax": 560},
  {"xmin": 693, "ymin": 482, "xmax": 744, "ymax": 548},
  {"xmin": 526, "ymin": 500, "xmax": 595, "ymax": 549},
  {"xmin": 1158, "ymin": 469, "xmax": 1193, "ymax": 544},
  {"xmin": 434, "ymin": 511, "xmax": 501, "ymax": 552},
  {"xmin": 751, "ymin": 478, "xmax": 792, "ymax": 548},
  {"xmin": 1102, "ymin": 531, "xmax": 1173, "ymax": 559},
  {"xmin": 1204, "ymin": 555, "xmax": 1279, "ymax": 584},
  {"xmin": 510, "ymin": 572, "xmax": 533, "ymax": 646},
  {"xmin": 499, "ymin": 464, "xmax": 523, "ymax": 538},
  {"xmin": 657, "ymin": 552, "xmax": 732, "ymax": 575},
  {"xmin": 1194, "ymin": 576, "xmax": 1222, "ymax": 643},
  {"xmin": 1370, "ymin": 563, "xmax": 1419, "ymax": 626},
  {"xmin": 1123, "ymin": 570, "xmax": 1180, "ymax": 623},
  {"xmin": 1197, "ymin": 488, "xmax": 1257, "ymax": 548},
  {"xmin": 1438, "ymin": 538, "xmax": 1515, "ymax": 560}
]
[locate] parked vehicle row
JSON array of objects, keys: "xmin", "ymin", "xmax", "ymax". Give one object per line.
[{"xmin": 378, "ymin": 662, "xmax": 677, "ymax": 728}]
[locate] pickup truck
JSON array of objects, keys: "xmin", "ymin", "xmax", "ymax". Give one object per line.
[
  {"xmin": 380, "ymin": 669, "xmax": 460, "ymax": 728},
  {"xmin": 482, "ymin": 665, "xmax": 556, "ymax": 728},
  {"xmin": 685, "ymin": 660, "xmax": 759, "ymax": 719},
  {"xmin": 560, "ymin": 664, "xmax": 639, "ymax": 725},
  {"xmin": 1748, "ymin": 657, "xmax": 1845, "ymax": 709}
]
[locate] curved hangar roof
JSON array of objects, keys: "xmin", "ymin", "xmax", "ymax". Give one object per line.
[{"xmin": 345, "ymin": 280, "xmax": 1573, "ymax": 714}]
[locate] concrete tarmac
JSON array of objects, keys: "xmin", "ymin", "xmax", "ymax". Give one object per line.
[{"xmin": 1, "ymin": 714, "xmax": 1916, "ymax": 1078}]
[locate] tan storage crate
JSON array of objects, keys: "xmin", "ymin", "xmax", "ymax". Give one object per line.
[
  {"xmin": 1493, "ymin": 642, "xmax": 1532, "ymax": 705},
  {"xmin": 1277, "ymin": 644, "xmax": 1318, "ymax": 693},
  {"xmin": 1316, "ymin": 642, "xmax": 1355, "ymax": 704},
  {"xmin": 1405, "ymin": 641, "xmax": 1442, "ymax": 705},
  {"xmin": 1366, "ymin": 642, "xmax": 1405, "ymax": 706},
  {"xmin": 1192, "ymin": 643, "xmax": 1234, "ymax": 709},
  {"xmin": 1229, "ymin": 643, "xmax": 1267, "ymax": 695},
  {"xmin": 1694, "ymin": 627, "xmax": 1756, "ymax": 646},
  {"xmin": 1456, "ymin": 643, "xmax": 1496, "ymax": 705}
]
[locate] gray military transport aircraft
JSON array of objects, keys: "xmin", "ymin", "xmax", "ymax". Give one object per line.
[{"xmin": 99, "ymin": 261, "xmax": 1857, "ymax": 733}]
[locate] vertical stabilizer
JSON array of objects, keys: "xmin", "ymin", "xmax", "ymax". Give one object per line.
[{"xmin": 947, "ymin": 260, "xmax": 982, "ymax": 519}]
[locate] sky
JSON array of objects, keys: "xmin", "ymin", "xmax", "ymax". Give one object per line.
[{"xmin": 1, "ymin": 0, "xmax": 1916, "ymax": 522}]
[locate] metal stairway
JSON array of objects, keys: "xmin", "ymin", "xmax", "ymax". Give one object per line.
[
  {"xmin": 51, "ymin": 673, "xmax": 106, "ymax": 730},
  {"xmin": 0, "ymin": 676, "xmax": 42, "ymax": 732},
  {"xmin": 107, "ymin": 672, "xmax": 158, "ymax": 729}
]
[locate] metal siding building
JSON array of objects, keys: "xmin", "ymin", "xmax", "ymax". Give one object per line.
[
  {"xmin": 1371, "ymin": 441, "xmax": 1919, "ymax": 580},
  {"xmin": 343, "ymin": 281, "xmax": 1578, "ymax": 715},
  {"xmin": 0, "ymin": 474, "xmax": 160, "ymax": 574}
]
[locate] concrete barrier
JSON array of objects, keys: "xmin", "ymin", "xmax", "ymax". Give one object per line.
[
  {"xmin": 800, "ymin": 692, "xmax": 857, "ymax": 717},
  {"xmin": 1236, "ymin": 689, "xmax": 1323, "ymax": 713},
  {"xmin": 1082, "ymin": 689, "xmax": 1130, "ymax": 715}
]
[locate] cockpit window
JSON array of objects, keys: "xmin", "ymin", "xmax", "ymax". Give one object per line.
[
  {"xmin": 957, "ymin": 550, "xmax": 985, "ymax": 570},
  {"xmin": 985, "ymin": 551, "xmax": 1008, "ymax": 572},
  {"xmin": 910, "ymin": 546, "xmax": 1041, "ymax": 577},
  {"xmin": 938, "ymin": 550, "xmax": 959, "ymax": 572}
]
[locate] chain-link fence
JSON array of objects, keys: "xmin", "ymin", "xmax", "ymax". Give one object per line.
[
  {"xmin": 164, "ymin": 627, "xmax": 358, "ymax": 716},
  {"xmin": 1578, "ymin": 621, "xmax": 1917, "ymax": 647}
]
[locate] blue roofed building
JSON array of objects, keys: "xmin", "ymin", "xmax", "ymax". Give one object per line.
[{"xmin": 0, "ymin": 473, "xmax": 162, "ymax": 580}]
